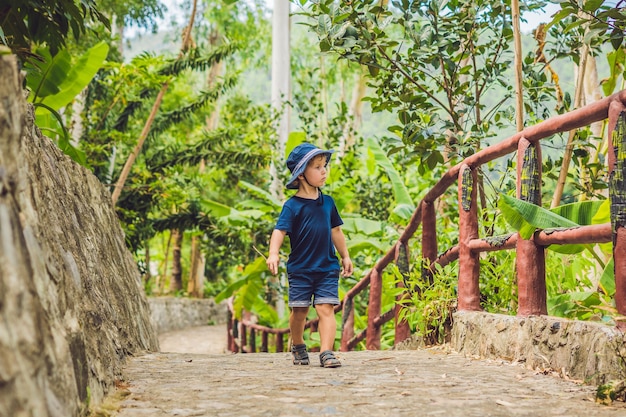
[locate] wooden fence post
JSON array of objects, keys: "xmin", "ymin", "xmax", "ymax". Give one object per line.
[
  {"xmin": 609, "ymin": 109, "xmax": 626, "ymax": 328},
  {"xmin": 340, "ymin": 295, "xmax": 355, "ymax": 351},
  {"xmin": 276, "ymin": 333, "xmax": 284, "ymax": 353},
  {"xmin": 457, "ymin": 164, "xmax": 481, "ymax": 310},
  {"xmin": 516, "ymin": 138, "xmax": 547, "ymax": 315},
  {"xmin": 366, "ymin": 269, "xmax": 382, "ymax": 349},
  {"xmin": 422, "ymin": 200, "xmax": 437, "ymax": 284}
]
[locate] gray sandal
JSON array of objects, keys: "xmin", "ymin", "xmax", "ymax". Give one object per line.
[
  {"xmin": 319, "ymin": 350, "xmax": 341, "ymax": 368},
  {"xmin": 291, "ymin": 343, "xmax": 310, "ymax": 365}
]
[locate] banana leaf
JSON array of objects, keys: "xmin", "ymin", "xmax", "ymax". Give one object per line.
[
  {"xmin": 599, "ymin": 258, "xmax": 616, "ymax": 296},
  {"xmin": 238, "ymin": 180, "xmax": 282, "ymax": 209},
  {"xmin": 548, "ymin": 291, "xmax": 601, "ymax": 319},
  {"xmin": 346, "ymin": 238, "xmax": 389, "ymax": 255},
  {"xmin": 498, "ymin": 194, "xmax": 606, "ymax": 254},
  {"xmin": 26, "ymin": 42, "xmax": 109, "ymax": 108},
  {"xmin": 550, "ymin": 200, "xmax": 606, "ymax": 226},
  {"xmin": 24, "ymin": 42, "xmax": 109, "ymax": 165},
  {"xmin": 341, "ymin": 216, "xmax": 385, "ymax": 236},
  {"xmin": 366, "ymin": 137, "xmax": 415, "ymax": 222}
]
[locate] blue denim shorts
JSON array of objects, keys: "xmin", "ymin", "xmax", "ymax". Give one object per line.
[{"xmin": 288, "ymin": 271, "xmax": 340, "ymax": 307}]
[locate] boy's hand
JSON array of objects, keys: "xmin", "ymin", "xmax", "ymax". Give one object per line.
[
  {"xmin": 266, "ymin": 253, "xmax": 280, "ymax": 275},
  {"xmin": 341, "ymin": 257, "xmax": 353, "ymax": 277}
]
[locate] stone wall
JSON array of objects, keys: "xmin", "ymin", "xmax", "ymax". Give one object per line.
[
  {"xmin": 0, "ymin": 55, "xmax": 159, "ymax": 417},
  {"xmin": 451, "ymin": 311, "xmax": 626, "ymax": 385},
  {"xmin": 149, "ymin": 297, "xmax": 227, "ymax": 333}
]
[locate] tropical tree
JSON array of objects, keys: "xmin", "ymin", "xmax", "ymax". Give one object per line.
[{"xmin": 0, "ymin": 0, "xmax": 109, "ymax": 62}]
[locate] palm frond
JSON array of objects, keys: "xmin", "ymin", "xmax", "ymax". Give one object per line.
[
  {"xmin": 151, "ymin": 202, "xmax": 214, "ymax": 232},
  {"xmin": 158, "ymin": 43, "xmax": 238, "ymax": 77},
  {"xmin": 147, "ymin": 75, "xmax": 238, "ymax": 140},
  {"xmin": 148, "ymin": 129, "xmax": 270, "ymax": 173},
  {"xmin": 113, "ymin": 87, "xmax": 155, "ymax": 132}
]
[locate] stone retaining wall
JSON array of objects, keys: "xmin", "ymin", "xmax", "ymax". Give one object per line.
[
  {"xmin": 451, "ymin": 311, "xmax": 626, "ymax": 385},
  {"xmin": 148, "ymin": 297, "xmax": 227, "ymax": 333},
  {"xmin": 0, "ymin": 55, "xmax": 158, "ymax": 417}
]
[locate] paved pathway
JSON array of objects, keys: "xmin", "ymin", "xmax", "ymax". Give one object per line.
[{"xmin": 108, "ymin": 325, "xmax": 626, "ymax": 417}]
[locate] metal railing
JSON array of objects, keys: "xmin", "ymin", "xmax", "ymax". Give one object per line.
[{"xmin": 227, "ymin": 89, "xmax": 626, "ymax": 353}]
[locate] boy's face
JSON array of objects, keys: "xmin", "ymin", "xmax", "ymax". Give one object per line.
[{"xmin": 299, "ymin": 154, "xmax": 329, "ymax": 188}]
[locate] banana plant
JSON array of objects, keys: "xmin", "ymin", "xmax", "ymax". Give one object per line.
[
  {"xmin": 498, "ymin": 194, "xmax": 608, "ymax": 255},
  {"xmin": 215, "ymin": 257, "xmax": 279, "ymax": 325},
  {"xmin": 499, "ymin": 194, "xmax": 616, "ymax": 320},
  {"xmin": 24, "ymin": 41, "xmax": 109, "ymax": 165}
]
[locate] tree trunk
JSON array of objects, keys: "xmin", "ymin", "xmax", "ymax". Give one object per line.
[
  {"xmin": 269, "ymin": 0, "xmax": 290, "ymax": 202},
  {"xmin": 269, "ymin": 0, "xmax": 291, "ymax": 319},
  {"xmin": 188, "ymin": 31, "xmax": 223, "ymax": 298},
  {"xmin": 551, "ymin": 35, "xmax": 589, "ymax": 208},
  {"xmin": 111, "ymin": 0, "xmax": 198, "ymax": 205},
  {"xmin": 144, "ymin": 239, "xmax": 151, "ymax": 286},
  {"xmin": 156, "ymin": 231, "xmax": 173, "ymax": 294},
  {"xmin": 169, "ymin": 229, "xmax": 184, "ymax": 293},
  {"xmin": 339, "ymin": 69, "xmax": 367, "ymax": 157},
  {"xmin": 580, "ymin": 53, "xmax": 605, "ymax": 200},
  {"xmin": 511, "ymin": 0, "xmax": 524, "ymax": 132},
  {"xmin": 187, "ymin": 233, "xmax": 203, "ymax": 297}
]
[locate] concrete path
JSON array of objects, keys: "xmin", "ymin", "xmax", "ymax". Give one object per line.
[
  {"xmin": 107, "ymin": 326, "xmax": 626, "ymax": 417},
  {"xmin": 159, "ymin": 325, "xmax": 228, "ymax": 355}
]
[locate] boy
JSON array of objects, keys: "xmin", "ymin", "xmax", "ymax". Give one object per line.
[{"xmin": 266, "ymin": 143, "xmax": 353, "ymax": 368}]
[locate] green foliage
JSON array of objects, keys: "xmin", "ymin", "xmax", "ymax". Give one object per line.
[
  {"xmin": 215, "ymin": 257, "xmax": 279, "ymax": 326},
  {"xmin": 24, "ymin": 41, "xmax": 109, "ymax": 165},
  {"xmin": 395, "ymin": 263, "xmax": 457, "ymax": 345},
  {"xmin": 0, "ymin": 0, "xmax": 109, "ymax": 62},
  {"xmin": 98, "ymin": 0, "xmax": 165, "ymax": 32},
  {"xmin": 499, "ymin": 194, "xmax": 617, "ymax": 322},
  {"xmin": 301, "ymin": 0, "xmax": 537, "ymax": 170},
  {"xmin": 549, "ymin": 0, "xmax": 626, "ymax": 51}
]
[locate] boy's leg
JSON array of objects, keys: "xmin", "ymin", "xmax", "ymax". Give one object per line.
[
  {"xmin": 314, "ymin": 303, "xmax": 336, "ymax": 352},
  {"xmin": 290, "ymin": 307, "xmax": 310, "ymax": 365},
  {"xmin": 289, "ymin": 306, "xmax": 309, "ymax": 345},
  {"xmin": 315, "ymin": 303, "xmax": 341, "ymax": 368}
]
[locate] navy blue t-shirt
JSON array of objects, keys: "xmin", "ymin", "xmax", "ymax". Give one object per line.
[{"xmin": 274, "ymin": 193, "xmax": 343, "ymax": 274}]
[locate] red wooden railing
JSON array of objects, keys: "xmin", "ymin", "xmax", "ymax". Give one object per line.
[{"xmin": 227, "ymin": 89, "xmax": 626, "ymax": 353}]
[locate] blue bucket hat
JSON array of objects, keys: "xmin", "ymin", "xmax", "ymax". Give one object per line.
[{"xmin": 285, "ymin": 143, "xmax": 335, "ymax": 189}]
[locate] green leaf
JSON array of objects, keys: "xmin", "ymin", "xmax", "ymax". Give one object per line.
[
  {"xmin": 366, "ymin": 137, "xmax": 413, "ymax": 206},
  {"xmin": 0, "ymin": 28, "xmax": 7, "ymax": 47},
  {"xmin": 202, "ymin": 199, "xmax": 232, "ymax": 217},
  {"xmin": 215, "ymin": 275, "xmax": 250, "ymax": 303},
  {"xmin": 550, "ymin": 200, "xmax": 605, "ymax": 226},
  {"xmin": 26, "ymin": 47, "xmax": 71, "ymax": 101},
  {"xmin": 390, "ymin": 203, "xmax": 415, "ymax": 223},
  {"xmin": 285, "ymin": 131, "xmax": 307, "ymax": 158},
  {"xmin": 582, "ymin": 0, "xmax": 604, "ymax": 12},
  {"xmin": 346, "ymin": 238, "xmax": 388, "ymax": 254},
  {"xmin": 498, "ymin": 194, "xmax": 578, "ymax": 239},
  {"xmin": 591, "ymin": 199, "xmax": 610, "ymax": 224},
  {"xmin": 599, "ymin": 258, "xmax": 615, "ymax": 296},
  {"xmin": 252, "ymin": 296, "xmax": 279, "ymax": 326},
  {"xmin": 238, "ymin": 180, "xmax": 282, "ymax": 209},
  {"xmin": 341, "ymin": 216, "xmax": 384, "ymax": 236},
  {"xmin": 40, "ymin": 42, "xmax": 109, "ymax": 110}
]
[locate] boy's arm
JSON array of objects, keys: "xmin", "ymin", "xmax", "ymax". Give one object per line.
[
  {"xmin": 267, "ymin": 229, "xmax": 286, "ymax": 275},
  {"xmin": 331, "ymin": 226, "xmax": 353, "ymax": 277}
]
